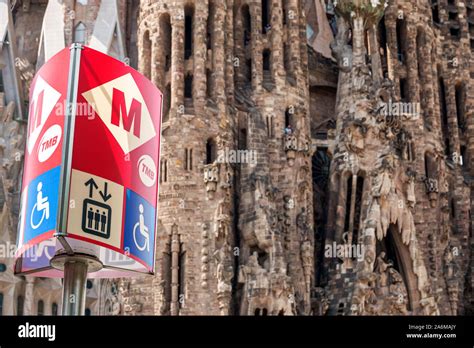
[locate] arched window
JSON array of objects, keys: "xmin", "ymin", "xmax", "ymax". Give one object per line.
[
  {"xmin": 424, "ymin": 152, "xmax": 438, "ymax": 179},
  {"xmin": 455, "ymin": 83, "xmax": 465, "ymax": 132},
  {"xmin": 242, "ymin": 5, "xmax": 251, "ymax": 46},
  {"xmin": 431, "ymin": 0, "xmax": 440, "ymax": 25},
  {"xmin": 74, "ymin": 22, "xmax": 87, "ymax": 44},
  {"xmin": 160, "ymin": 159, "xmax": 168, "ymax": 183},
  {"xmin": 285, "ymin": 108, "xmax": 292, "ymax": 128},
  {"xmin": 352, "ymin": 175, "xmax": 364, "ymax": 248},
  {"xmin": 184, "ymin": 148, "xmax": 193, "ymax": 171},
  {"xmin": 450, "ymin": 198, "xmax": 456, "ymax": 219},
  {"xmin": 438, "ymin": 76, "xmax": 450, "ymax": 155},
  {"xmin": 86, "ymin": 280, "xmax": 93, "ymax": 289},
  {"xmin": 262, "ymin": 0, "xmax": 270, "ymax": 34},
  {"xmin": 266, "ymin": 116, "xmax": 274, "ymax": 138},
  {"xmin": 161, "ymin": 247, "xmax": 172, "ymax": 313},
  {"xmin": 245, "ymin": 59, "xmax": 252, "ymax": 84},
  {"xmin": 85, "ymin": 308, "xmax": 91, "ymax": 316},
  {"xmin": 184, "ymin": 74, "xmax": 193, "ymax": 99},
  {"xmin": 263, "ymin": 49, "xmax": 271, "ymax": 72},
  {"xmin": 396, "ymin": 19, "xmax": 407, "ymax": 63},
  {"xmin": 0, "ymin": 263, "xmax": 6, "ymax": 272},
  {"xmin": 399, "ymin": 78, "xmax": 408, "ymax": 102},
  {"xmin": 163, "ymin": 84, "xmax": 171, "ymax": 122},
  {"xmin": 160, "ymin": 14, "xmax": 172, "ymax": 72},
  {"xmin": 206, "ymin": 69, "xmax": 212, "ymax": 99},
  {"xmin": 337, "ymin": 302, "xmax": 345, "ymax": 315},
  {"xmin": 184, "ymin": 5, "xmax": 194, "ymax": 59},
  {"xmin": 447, "ymin": 0, "xmax": 460, "ymax": 39},
  {"xmin": 416, "ymin": 28, "xmax": 428, "ymax": 127},
  {"xmin": 206, "ymin": 138, "xmax": 217, "ymax": 164},
  {"xmin": 52, "ymin": 302, "xmax": 58, "ymax": 316},
  {"xmin": 343, "ymin": 175, "xmax": 353, "ymax": 234},
  {"xmin": 17, "ymin": 296, "xmax": 24, "ymax": 316},
  {"xmin": 378, "ymin": 16, "xmax": 388, "ymax": 76},
  {"xmin": 0, "ymin": 72, "xmax": 4, "ymax": 93},
  {"xmin": 37, "ymin": 300, "xmax": 44, "ymax": 316},
  {"xmin": 178, "ymin": 248, "xmax": 186, "ymax": 309},
  {"xmin": 439, "ymin": 77, "xmax": 448, "ymax": 126},
  {"xmin": 460, "ymin": 146, "xmax": 467, "ymax": 167},
  {"xmin": 207, "ymin": 1, "xmax": 215, "ymax": 50},
  {"xmin": 283, "ymin": 44, "xmax": 290, "ymax": 71},
  {"xmin": 313, "ymin": 148, "xmax": 331, "ymax": 285},
  {"xmin": 239, "ymin": 128, "xmax": 247, "ymax": 150}
]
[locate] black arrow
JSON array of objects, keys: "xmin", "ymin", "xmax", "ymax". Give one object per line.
[
  {"xmin": 84, "ymin": 179, "xmax": 98, "ymax": 198},
  {"xmin": 99, "ymin": 182, "xmax": 112, "ymax": 202}
]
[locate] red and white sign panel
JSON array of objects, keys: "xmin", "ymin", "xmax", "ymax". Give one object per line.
[
  {"xmin": 15, "ymin": 48, "xmax": 69, "ymax": 275},
  {"xmin": 15, "ymin": 46, "xmax": 163, "ymax": 278}
]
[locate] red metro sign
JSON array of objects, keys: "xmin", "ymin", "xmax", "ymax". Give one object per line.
[{"xmin": 15, "ymin": 46, "xmax": 163, "ymax": 278}]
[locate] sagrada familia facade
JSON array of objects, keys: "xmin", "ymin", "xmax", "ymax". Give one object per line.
[{"xmin": 0, "ymin": 0, "xmax": 472, "ymax": 316}]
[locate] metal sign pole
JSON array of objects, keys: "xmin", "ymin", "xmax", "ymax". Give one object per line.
[
  {"xmin": 54, "ymin": 43, "xmax": 90, "ymax": 316},
  {"xmin": 61, "ymin": 258, "xmax": 88, "ymax": 315}
]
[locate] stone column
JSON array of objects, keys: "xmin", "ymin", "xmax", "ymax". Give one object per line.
[
  {"xmin": 446, "ymin": 83, "xmax": 462, "ymax": 163},
  {"xmin": 287, "ymin": 0, "xmax": 301, "ymax": 84},
  {"xmin": 193, "ymin": 0, "xmax": 208, "ymax": 110},
  {"xmin": 23, "ymin": 277, "xmax": 35, "ymax": 315},
  {"xmin": 3, "ymin": 285, "xmax": 14, "ymax": 315},
  {"xmin": 298, "ymin": 0, "xmax": 309, "ymax": 84},
  {"xmin": 347, "ymin": 174, "xmax": 358, "ymax": 245},
  {"xmin": 250, "ymin": 1, "xmax": 262, "ymax": 92},
  {"xmin": 138, "ymin": 29, "xmax": 151, "ymax": 80},
  {"xmin": 368, "ymin": 25, "xmax": 382, "ymax": 83},
  {"xmin": 214, "ymin": 0, "xmax": 227, "ymax": 112},
  {"xmin": 44, "ymin": 297, "xmax": 52, "ymax": 316},
  {"xmin": 385, "ymin": 19, "xmax": 397, "ymax": 80},
  {"xmin": 271, "ymin": 0, "xmax": 285, "ymax": 90},
  {"xmin": 335, "ymin": 175, "xmax": 348, "ymax": 242},
  {"xmin": 151, "ymin": 31, "xmax": 161, "ymax": 89},
  {"xmin": 170, "ymin": 230, "xmax": 180, "ymax": 316},
  {"xmin": 417, "ymin": 28, "xmax": 436, "ymax": 129},
  {"xmin": 225, "ymin": 0, "xmax": 235, "ymax": 105},
  {"xmin": 351, "ymin": 17, "xmax": 366, "ymax": 67},
  {"xmin": 171, "ymin": 12, "xmax": 185, "ymax": 115},
  {"xmin": 405, "ymin": 21, "xmax": 420, "ymax": 104}
]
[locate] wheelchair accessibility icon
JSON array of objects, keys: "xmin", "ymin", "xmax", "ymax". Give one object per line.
[
  {"xmin": 30, "ymin": 182, "xmax": 50, "ymax": 230},
  {"xmin": 133, "ymin": 204, "xmax": 150, "ymax": 252}
]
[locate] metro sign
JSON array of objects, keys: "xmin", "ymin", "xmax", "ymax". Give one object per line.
[
  {"xmin": 27, "ymin": 76, "xmax": 61, "ymax": 154},
  {"xmin": 82, "ymin": 73, "xmax": 156, "ymax": 154},
  {"xmin": 16, "ymin": 45, "xmax": 162, "ymax": 278}
]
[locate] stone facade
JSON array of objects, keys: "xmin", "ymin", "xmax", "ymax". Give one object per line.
[{"xmin": 0, "ymin": 0, "xmax": 472, "ymax": 316}]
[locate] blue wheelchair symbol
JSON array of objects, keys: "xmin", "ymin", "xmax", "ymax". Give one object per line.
[
  {"xmin": 30, "ymin": 182, "xmax": 50, "ymax": 229},
  {"xmin": 123, "ymin": 190, "xmax": 155, "ymax": 267},
  {"xmin": 133, "ymin": 204, "xmax": 150, "ymax": 252},
  {"xmin": 24, "ymin": 167, "xmax": 60, "ymax": 244}
]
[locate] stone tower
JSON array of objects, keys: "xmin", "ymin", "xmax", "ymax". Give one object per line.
[
  {"xmin": 121, "ymin": 0, "xmax": 315, "ymax": 315},
  {"xmin": 322, "ymin": 0, "xmax": 473, "ymax": 315}
]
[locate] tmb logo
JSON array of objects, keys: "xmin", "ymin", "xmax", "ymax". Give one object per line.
[
  {"xmin": 82, "ymin": 73, "xmax": 156, "ymax": 154},
  {"xmin": 27, "ymin": 76, "xmax": 61, "ymax": 154}
]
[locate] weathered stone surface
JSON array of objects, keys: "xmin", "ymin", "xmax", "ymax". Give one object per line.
[{"xmin": 0, "ymin": 0, "xmax": 472, "ymax": 316}]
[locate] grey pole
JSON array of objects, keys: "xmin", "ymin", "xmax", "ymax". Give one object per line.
[
  {"xmin": 48, "ymin": 43, "xmax": 105, "ymax": 315},
  {"xmin": 61, "ymin": 258, "xmax": 88, "ymax": 315}
]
